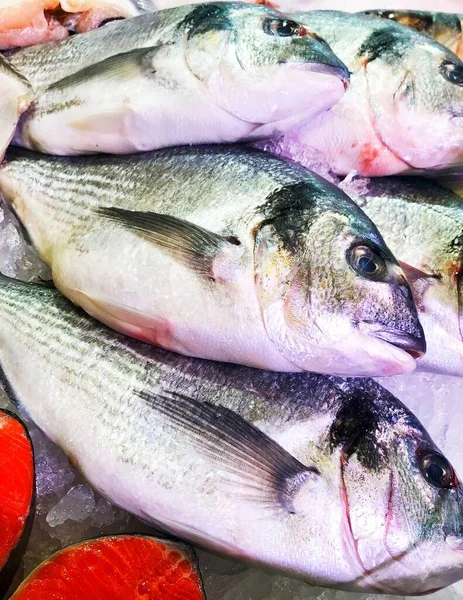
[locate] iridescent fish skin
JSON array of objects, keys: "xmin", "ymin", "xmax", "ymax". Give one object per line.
[
  {"xmin": 0, "ymin": 276, "xmax": 461, "ymax": 595},
  {"xmin": 361, "ymin": 10, "xmax": 463, "ymax": 59},
  {"xmin": 346, "ymin": 175, "xmax": 463, "ymax": 377},
  {"xmin": 9, "ymin": 3, "xmax": 350, "ymax": 155},
  {"xmin": 0, "ymin": 145, "xmax": 425, "ymax": 376},
  {"xmin": 271, "ymin": 11, "xmax": 463, "ymax": 177}
]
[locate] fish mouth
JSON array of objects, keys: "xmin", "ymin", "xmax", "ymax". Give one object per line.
[
  {"xmin": 288, "ymin": 61, "xmax": 350, "ymax": 88},
  {"xmin": 367, "ymin": 328, "xmax": 426, "ymax": 359}
]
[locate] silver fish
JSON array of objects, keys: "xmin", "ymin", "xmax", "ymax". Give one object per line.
[
  {"xmin": 268, "ymin": 11, "xmax": 463, "ymax": 177},
  {"xmin": 361, "ymin": 9, "xmax": 463, "ymax": 59},
  {"xmin": 0, "ymin": 275, "xmax": 461, "ymax": 594},
  {"xmin": 0, "ymin": 145, "xmax": 425, "ymax": 376},
  {"xmin": 345, "ymin": 175, "xmax": 463, "ymax": 377},
  {"xmin": 8, "ymin": 3, "xmax": 349, "ymax": 155}
]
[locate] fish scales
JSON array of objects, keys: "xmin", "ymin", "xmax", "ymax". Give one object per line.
[
  {"xmin": 8, "ymin": 4, "xmax": 350, "ymax": 156},
  {"xmin": 346, "ymin": 175, "xmax": 463, "ymax": 376},
  {"xmin": 7, "ymin": 10, "xmax": 186, "ymax": 91},
  {"xmin": 269, "ymin": 10, "xmax": 463, "ymax": 176},
  {"xmin": 0, "ymin": 276, "xmax": 462, "ymax": 594},
  {"xmin": 0, "ymin": 146, "xmax": 425, "ymax": 377}
]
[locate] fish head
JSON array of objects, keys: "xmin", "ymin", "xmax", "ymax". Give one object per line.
[
  {"xmin": 358, "ymin": 21, "xmax": 463, "ymax": 172},
  {"xmin": 397, "ymin": 189, "xmax": 463, "ymax": 376},
  {"xmin": 410, "ymin": 243, "xmax": 463, "ymax": 376},
  {"xmin": 352, "ymin": 177, "xmax": 463, "ymax": 376},
  {"xmin": 184, "ymin": 3, "xmax": 350, "ymax": 127},
  {"xmin": 253, "ymin": 180, "xmax": 425, "ymax": 376},
  {"xmin": 325, "ymin": 380, "xmax": 463, "ymax": 594}
]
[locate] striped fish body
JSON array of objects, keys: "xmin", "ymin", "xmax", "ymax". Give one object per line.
[
  {"xmin": 0, "ymin": 146, "xmax": 425, "ymax": 377},
  {"xmin": 0, "ymin": 275, "xmax": 462, "ymax": 594},
  {"xmin": 8, "ymin": 4, "xmax": 350, "ymax": 155}
]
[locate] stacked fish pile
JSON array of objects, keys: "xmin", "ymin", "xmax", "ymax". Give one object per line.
[{"xmin": 0, "ymin": 0, "xmax": 463, "ymax": 598}]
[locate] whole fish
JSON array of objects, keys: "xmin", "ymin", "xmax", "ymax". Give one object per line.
[
  {"xmin": 361, "ymin": 10, "xmax": 463, "ymax": 59},
  {"xmin": 0, "ymin": 146, "xmax": 425, "ymax": 376},
  {"xmin": 0, "ymin": 57, "xmax": 33, "ymax": 163},
  {"xmin": 0, "ymin": 275, "xmax": 461, "ymax": 594},
  {"xmin": 267, "ymin": 11, "xmax": 463, "ymax": 177},
  {"xmin": 8, "ymin": 3, "xmax": 350, "ymax": 155},
  {"xmin": 344, "ymin": 176, "xmax": 463, "ymax": 378}
]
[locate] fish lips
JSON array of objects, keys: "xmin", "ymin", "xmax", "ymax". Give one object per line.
[
  {"xmin": 365, "ymin": 325, "xmax": 427, "ymax": 359},
  {"xmin": 288, "ymin": 60, "xmax": 350, "ymax": 89}
]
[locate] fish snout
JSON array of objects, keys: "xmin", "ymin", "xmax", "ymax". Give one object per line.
[
  {"xmin": 369, "ymin": 327, "xmax": 427, "ymax": 359},
  {"xmin": 299, "ymin": 60, "xmax": 350, "ymax": 89}
]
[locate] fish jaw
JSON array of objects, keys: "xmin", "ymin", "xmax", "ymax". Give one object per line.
[
  {"xmin": 206, "ymin": 59, "xmax": 348, "ymax": 130},
  {"xmin": 323, "ymin": 327, "xmax": 419, "ymax": 377},
  {"xmin": 275, "ymin": 70, "xmax": 410, "ymax": 177},
  {"xmin": 262, "ymin": 300, "xmax": 418, "ymax": 376}
]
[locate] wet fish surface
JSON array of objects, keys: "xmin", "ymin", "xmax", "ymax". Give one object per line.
[
  {"xmin": 268, "ymin": 11, "xmax": 463, "ymax": 177},
  {"xmin": 0, "ymin": 145, "xmax": 425, "ymax": 376},
  {"xmin": 345, "ymin": 176, "xmax": 463, "ymax": 377},
  {"xmin": 361, "ymin": 10, "xmax": 463, "ymax": 59},
  {"xmin": 0, "ymin": 275, "xmax": 461, "ymax": 595},
  {"xmin": 8, "ymin": 3, "xmax": 349, "ymax": 155}
]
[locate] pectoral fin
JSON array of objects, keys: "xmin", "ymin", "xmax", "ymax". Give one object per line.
[
  {"xmin": 136, "ymin": 389, "xmax": 319, "ymax": 513},
  {"xmin": 46, "ymin": 46, "xmax": 162, "ymax": 93},
  {"xmin": 96, "ymin": 207, "xmax": 243, "ymax": 280}
]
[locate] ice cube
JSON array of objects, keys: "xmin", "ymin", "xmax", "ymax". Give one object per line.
[
  {"xmin": 46, "ymin": 484, "xmax": 95, "ymax": 528},
  {"xmin": 31, "ymin": 428, "xmax": 75, "ymax": 514},
  {"xmin": 0, "ymin": 200, "xmax": 51, "ymax": 282},
  {"xmin": 338, "ymin": 171, "xmax": 371, "ymax": 202},
  {"xmin": 254, "ymin": 136, "xmax": 340, "ymax": 185}
]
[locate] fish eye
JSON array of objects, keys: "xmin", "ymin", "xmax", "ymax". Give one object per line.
[
  {"xmin": 440, "ymin": 61, "xmax": 463, "ymax": 86},
  {"xmin": 348, "ymin": 245, "xmax": 388, "ymax": 281},
  {"xmin": 264, "ymin": 19, "xmax": 304, "ymax": 37},
  {"xmin": 418, "ymin": 449, "xmax": 458, "ymax": 490}
]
